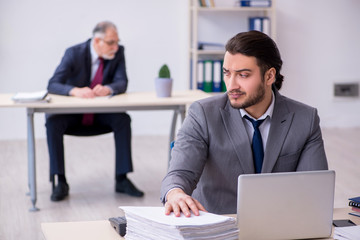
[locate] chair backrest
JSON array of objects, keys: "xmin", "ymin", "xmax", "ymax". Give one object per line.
[{"xmin": 170, "ymin": 141, "xmax": 175, "ymax": 150}]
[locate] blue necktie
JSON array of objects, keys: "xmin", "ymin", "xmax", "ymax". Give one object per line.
[{"xmin": 244, "ymin": 115, "xmax": 265, "ymax": 173}]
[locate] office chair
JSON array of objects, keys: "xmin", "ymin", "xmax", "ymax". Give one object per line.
[
  {"xmin": 64, "ymin": 125, "xmax": 112, "ymax": 136},
  {"xmin": 49, "ymin": 125, "xmax": 113, "ymax": 185}
]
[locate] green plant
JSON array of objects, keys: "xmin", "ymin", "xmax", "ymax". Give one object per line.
[{"xmin": 158, "ymin": 64, "xmax": 171, "ymax": 78}]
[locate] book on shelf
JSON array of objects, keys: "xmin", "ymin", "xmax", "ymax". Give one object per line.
[
  {"xmin": 198, "ymin": 41, "xmax": 225, "ymax": 51},
  {"xmin": 238, "ymin": 0, "xmax": 272, "ymax": 7},
  {"xmin": 199, "ymin": 0, "xmax": 215, "ymax": 7},
  {"xmin": 198, "ymin": 0, "xmax": 215, "ymax": 7},
  {"xmin": 249, "ymin": 17, "xmax": 271, "ymax": 36},
  {"xmin": 12, "ymin": 90, "xmax": 50, "ymax": 103},
  {"xmin": 120, "ymin": 206, "xmax": 239, "ymax": 240}
]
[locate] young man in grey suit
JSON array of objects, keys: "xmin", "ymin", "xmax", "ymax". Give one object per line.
[
  {"xmin": 46, "ymin": 21, "xmax": 143, "ymax": 201},
  {"xmin": 161, "ymin": 31, "xmax": 328, "ymax": 215}
]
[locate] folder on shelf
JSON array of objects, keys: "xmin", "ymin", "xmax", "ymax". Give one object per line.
[
  {"xmin": 197, "ymin": 60, "xmax": 204, "ymax": 90},
  {"xmin": 239, "ymin": 0, "xmax": 272, "ymax": 7},
  {"xmin": 203, "ymin": 60, "xmax": 213, "ymax": 92},
  {"xmin": 249, "ymin": 17, "xmax": 262, "ymax": 32},
  {"xmin": 262, "ymin": 17, "xmax": 270, "ymax": 35},
  {"xmin": 249, "ymin": 17, "xmax": 271, "ymax": 35},
  {"xmin": 213, "ymin": 60, "xmax": 222, "ymax": 92}
]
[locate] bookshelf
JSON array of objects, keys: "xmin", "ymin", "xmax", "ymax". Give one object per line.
[{"xmin": 189, "ymin": 0, "xmax": 276, "ymax": 91}]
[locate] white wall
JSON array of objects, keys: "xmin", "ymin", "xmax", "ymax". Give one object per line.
[
  {"xmin": 0, "ymin": 0, "xmax": 359, "ymax": 140},
  {"xmin": 276, "ymin": 0, "xmax": 360, "ymax": 127},
  {"xmin": 0, "ymin": 0, "xmax": 189, "ymax": 139}
]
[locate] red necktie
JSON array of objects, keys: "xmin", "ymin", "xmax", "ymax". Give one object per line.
[{"xmin": 82, "ymin": 57, "xmax": 104, "ymax": 126}]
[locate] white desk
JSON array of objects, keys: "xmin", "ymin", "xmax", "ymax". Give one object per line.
[
  {"xmin": 0, "ymin": 90, "xmax": 211, "ymax": 211},
  {"xmin": 41, "ymin": 208, "xmax": 360, "ymax": 240},
  {"xmin": 41, "ymin": 220, "xmax": 123, "ymax": 240}
]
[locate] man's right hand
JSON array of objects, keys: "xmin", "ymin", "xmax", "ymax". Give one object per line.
[
  {"xmin": 69, "ymin": 87, "xmax": 96, "ymax": 98},
  {"xmin": 164, "ymin": 188, "xmax": 207, "ymax": 217}
]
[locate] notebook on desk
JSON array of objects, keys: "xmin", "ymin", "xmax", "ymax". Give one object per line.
[{"xmin": 237, "ymin": 170, "xmax": 335, "ymax": 240}]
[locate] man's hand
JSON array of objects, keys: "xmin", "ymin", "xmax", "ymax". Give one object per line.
[
  {"xmin": 69, "ymin": 85, "xmax": 111, "ymax": 98},
  {"xmin": 92, "ymin": 84, "xmax": 111, "ymax": 96},
  {"xmin": 70, "ymin": 87, "xmax": 95, "ymax": 98},
  {"xmin": 164, "ymin": 188, "xmax": 207, "ymax": 217}
]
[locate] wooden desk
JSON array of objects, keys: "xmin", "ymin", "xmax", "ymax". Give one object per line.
[
  {"xmin": 41, "ymin": 220, "xmax": 123, "ymax": 240},
  {"xmin": 41, "ymin": 208, "xmax": 360, "ymax": 240},
  {"xmin": 0, "ymin": 90, "xmax": 211, "ymax": 211}
]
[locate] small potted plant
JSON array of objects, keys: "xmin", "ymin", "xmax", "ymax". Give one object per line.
[{"xmin": 155, "ymin": 64, "xmax": 173, "ymax": 97}]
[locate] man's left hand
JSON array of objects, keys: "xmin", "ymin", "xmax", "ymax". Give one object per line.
[{"xmin": 92, "ymin": 84, "xmax": 112, "ymax": 96}]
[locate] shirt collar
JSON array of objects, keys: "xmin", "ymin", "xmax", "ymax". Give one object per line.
[
  {"xmin": 240, "ymin": 90, "xmax": 275, "ymax": 121},
  {"xmin": 90, "ymin": 39, "xmax": 100, "ymax": 64}
]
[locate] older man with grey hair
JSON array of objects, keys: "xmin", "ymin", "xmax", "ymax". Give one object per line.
[{"xmin": 46, "ymin": 21, "xmax": 144, "ymax": 201}]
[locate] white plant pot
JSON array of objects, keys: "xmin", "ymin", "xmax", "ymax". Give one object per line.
[{"xmin": 155, "ymin": 78, "xmax": 173, "ymax": 97}]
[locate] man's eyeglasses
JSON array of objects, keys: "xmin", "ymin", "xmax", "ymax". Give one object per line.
[{"xmin": 101, "ymin": 39, "xmax": 120, "ymax": 46}]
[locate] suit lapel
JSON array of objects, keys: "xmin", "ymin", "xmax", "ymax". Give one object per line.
[
  {"xmin": 102, "ymin": 60, "xmax": 109, "ymax": 82},
  {"xmin": 85, "ymin": 41, "xmax": 92, "ymax": 84},
  {"xmin": 262, "ymin": 90, "xmax": 294, "ymax": 173},
  {"xmin": 220, "ymin": 99, "xmax": 255, "ymax": 174}
]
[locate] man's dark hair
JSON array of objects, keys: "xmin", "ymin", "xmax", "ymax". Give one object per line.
[{"xmin": 225, "ymin": 31, "xmax": 284, "ymax": 90}]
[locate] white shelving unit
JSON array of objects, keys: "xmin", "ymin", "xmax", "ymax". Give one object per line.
[{"xmin": 189, "ymin": 0, "xmax": 276, "ymax": 90}]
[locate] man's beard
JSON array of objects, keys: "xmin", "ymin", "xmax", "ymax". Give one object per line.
[
  {"xmin": 228, "ymin": 81, "xmax": 265, "ymax": 109},
  {"xmin": 102, "ymin": 52, "xmax": 116, "ymax": 60}
]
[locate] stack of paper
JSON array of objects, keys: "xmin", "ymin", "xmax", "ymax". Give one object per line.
[
  {"xmin": 12, "ymin": 90, "xmax": 50, "ymax": 103},
  {"xmin": 120, "ymin": 206, "xmax": 238, "ymax": 240},
  {"xmin": 334, "ymin": 226, "xmax": 360, "ymax": 240}
]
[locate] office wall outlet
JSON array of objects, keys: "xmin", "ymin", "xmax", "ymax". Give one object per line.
[{"xmin": 334, "ymin": 83, "xmax": 359, "ymax": 97}]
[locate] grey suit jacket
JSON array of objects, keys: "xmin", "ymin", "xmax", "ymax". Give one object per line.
[{"xmin": 160, "ymin": 88, "xmax": 328, "ymax": 214}]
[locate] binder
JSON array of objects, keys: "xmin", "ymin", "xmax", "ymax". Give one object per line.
[
  {"xmin": 212, "ymin": 60, "xmax": 222, "ymax": 92},
  {"xmin": 203, "ymin": 60, "xmax": 213, "ymax": 92},
  {"xmin": 262, "ymin": 17, "xmax": 270, "ymax": 36},
  {"xmin": 249, "ymin": 17, "xmax": 271, "ymax": 35},
  {"xmin": 221, "ymin": 60, "xmax": 226, "ymax": 92},
  {"xmin": 197, "ymin": 60, "xmax": 204, "ymax": 90},
  {"xmin": 240, "ymin": 0, "xmax": 271, "ymax": 7},
  {"xmin": 249, "ymin": 17, "xmax": 262, "ymax": 32}
]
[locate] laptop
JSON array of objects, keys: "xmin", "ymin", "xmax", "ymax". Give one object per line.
[{"xmin": 237, "ymin": 170, "xmax": 335, "ymax": 240}]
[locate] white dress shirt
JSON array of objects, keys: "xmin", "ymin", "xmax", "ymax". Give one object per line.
[
  {"xmin": 239, "ymin": 91, "xmax": 275, "ymax": 152},
  {"xmin": 90, "ymin": 39, "xmax": 102, "ymax": 81},
  {"xmin": 89, "ymin": 39, "xmax": 113, "ymax": 94}
]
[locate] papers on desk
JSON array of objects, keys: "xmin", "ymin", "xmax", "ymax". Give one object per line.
[
  {"xmin": 119, "ymin": 206, "xmax": 238, "ymax": 240},
  {"xmin": 334, "ymin": 226, "xmax": 360, "ymax": 239},
  {"xmin": 12, "ymin": 90, "xmax": 50, "ymax": 103}
]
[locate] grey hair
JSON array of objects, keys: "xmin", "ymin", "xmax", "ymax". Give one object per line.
[{"xmin": 92, "ymin": 21, "xmax": 117, "ymax": 38}]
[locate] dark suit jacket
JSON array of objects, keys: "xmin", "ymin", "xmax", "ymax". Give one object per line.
[
  {"xmin": 48, "ymin": 39, "xmax": 128, "ymax": 95},
  {"xmin": 160, "ymin": 88, "xmax": 328, "ymax": 214}
]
